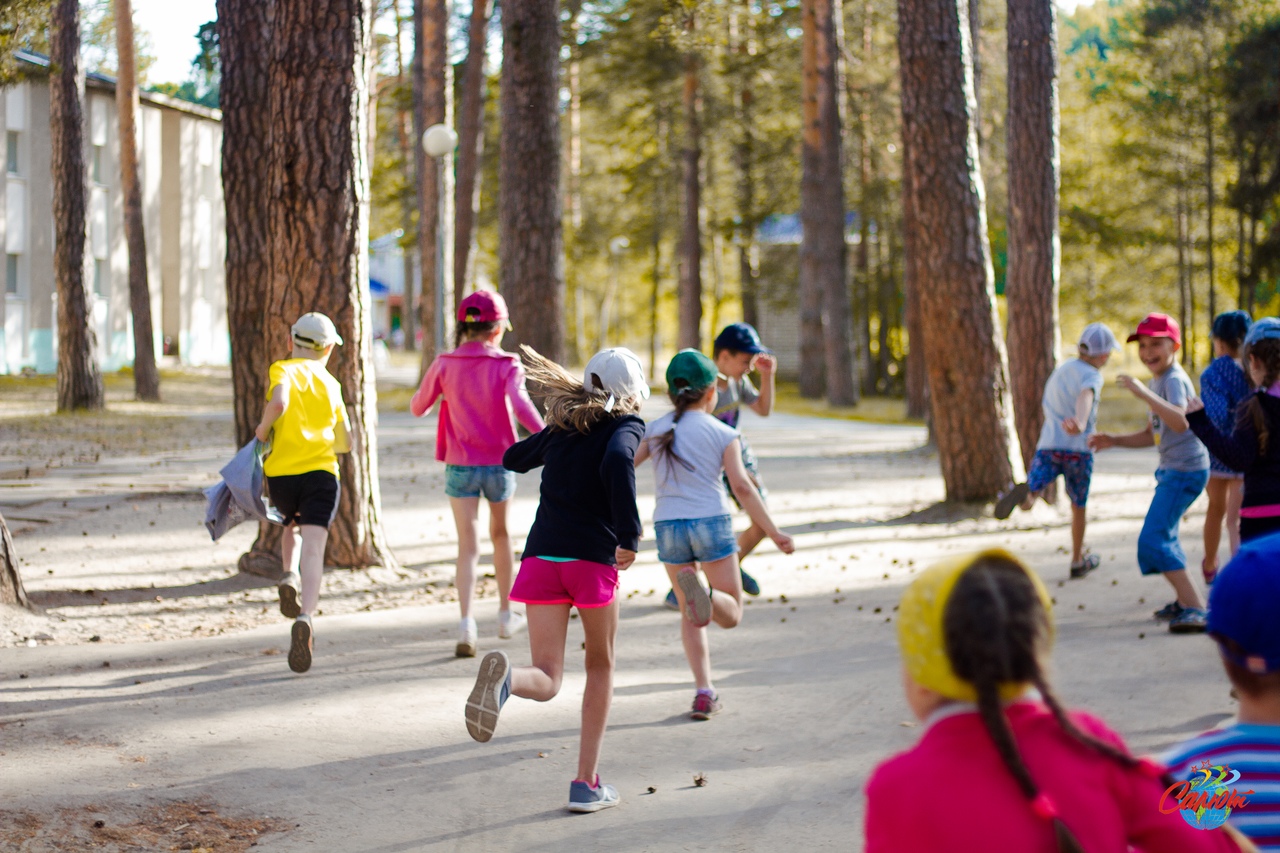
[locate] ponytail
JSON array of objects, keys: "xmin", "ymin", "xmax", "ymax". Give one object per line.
[
  {"xmin": 1241, "ymin": 338, "xmax": 1280, "ymax": 456},
  {"xmin": 650, "ymin": 385, "xmax": 710, "ymax": 472}
]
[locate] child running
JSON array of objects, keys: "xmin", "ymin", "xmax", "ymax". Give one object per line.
[
  {"xmin": 865, "ymin": 548, "xmax": 1259, "ymax": 853},
  {"xmin": 256, "ymin": 313, "xmax": 351, "ymax": 674},
  {"xmin": 637, "ymin": 349, "xmax": 794, "ymax": 721},
  {"xmin": 994, "ymin": 322, "xmax": 1119, "ymax": 579},
  {"xmin": 1185, "ymin": 317, "xmax": 1280, "ymax": 543},
  {"xmin": 1197, "ymin": 311, "xmax": 1253, "ymax": 581},
  {"xmin": 1090, "ymin": 313, "xmax": 1211, "ymax": 634},
  {"xmin": 1163, "ymin": 531, "xmax": 1280, "ymax": 852},
  {"xmin": 464, "ymin": 347, "xmax": 649, "ymax": 814},
  {"xmin": 411, "ymin": 291, "xmax": 545, "ymax": 657}
]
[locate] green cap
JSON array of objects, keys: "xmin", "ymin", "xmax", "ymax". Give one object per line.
[{"xmin": 665, "ymin": 349, "xmax": 718, "ymax": 392}]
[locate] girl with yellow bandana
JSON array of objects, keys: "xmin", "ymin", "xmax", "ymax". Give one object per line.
[{"xmin": 863, "ymin": 549, "xmax": 1257, "ymax": 853}]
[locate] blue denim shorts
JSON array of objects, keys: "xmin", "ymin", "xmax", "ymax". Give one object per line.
[
  {"xmin": 1137, "ymin": 467, "xmax": 1209, "ymax": 575},
  {"xmin": 654, "ymin": 515, "xmax": 737, "ymax": 565},
  {"xmin": 444, "ymin": 464, "xmax": 516, "ymax": 503}
]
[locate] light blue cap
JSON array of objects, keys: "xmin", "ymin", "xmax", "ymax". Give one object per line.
[{"xmin": 1245, "ymin": 317, "xmax": 1280, "ymax": 348}]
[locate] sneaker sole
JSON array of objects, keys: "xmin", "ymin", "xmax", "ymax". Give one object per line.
[
  {"xmin": 456, "ymin": 641, "xmax": 477, "ymax": 658},
  {"xmin": 677, "ymin": 571, "xmax": 713, "ymax": 627},
  {"xmin": 1169, "ymin": 621, "xmax": 1208, "ymax": 634},
  {"xmin": 278, "ymin": 582, "xmax": 301, "ymax": 619},
  {"xmin": 993, "ymin": 484, "xmax": 1029, "ymax": 520},
  {"xmin": 565, "ymin": 797, "xmax": 619, "ymax": 813},
  {"xmin": 288, "ymin": 620, "xmax": 312, "ymax": 673},
  {"xmin": 465, "ymin": 650, "xmax": 509, "ymax": 743},
  {"xmin": 690, "ymin": 709, "xmax": 719, "ymax": 721}
]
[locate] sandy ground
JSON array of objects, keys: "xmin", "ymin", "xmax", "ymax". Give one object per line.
[{"xmin": 0, "ymin": 378, "xmax": 1239, "ymax": 851}]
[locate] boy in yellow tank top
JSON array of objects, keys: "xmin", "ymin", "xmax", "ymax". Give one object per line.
[{"xmin": 255, "ymin": 313, "xmax": 351, "ymax": 673}]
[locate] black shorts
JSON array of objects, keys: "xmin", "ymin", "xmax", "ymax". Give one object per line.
[{"xmin": 266, "ymin": 471, "xmax": 341, "ymax": 529}]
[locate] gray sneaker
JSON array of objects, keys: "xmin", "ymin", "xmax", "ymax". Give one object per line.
[
  {"xmin": 288, "ymin": 614, "xmax": 313, "ymax": 673},
  {"xmin": 1169, "ymin": 607, "xmax": 1208, "ymax": 634},
  {"xmin": 994, "ymin": 483, "xmax": 1030, "ymax": 520},
  {"xmin": 278, "ymin": 571, "xmax": 302, "ymax": 619},
  {"xmin": 676, "ymin": 569, "xmax": 712, "ymax": 627},
  {"xmin": 1069, "ymin": 553, "xmax": 1101, "ymax": 580},
  {"xmin": 465, "ymin": 650, "xmax": 511, "ymax": 743},
  {"xmin": 567, "ymin": 778, "xmax": 620, "ymax": 813}
]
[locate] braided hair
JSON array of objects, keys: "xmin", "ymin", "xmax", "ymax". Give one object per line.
[
  {"xmin": 942, "ymin": 555, "xmax": 1179, "ymax": 852},
  {"xmin": 650, "ymin": 381, "xmax": 713, "ymax": 473}
]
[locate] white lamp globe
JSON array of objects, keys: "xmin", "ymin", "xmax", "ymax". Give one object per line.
[{"xmin": 423, "ymin": 124, "xmax": 458, "ymax": 158}]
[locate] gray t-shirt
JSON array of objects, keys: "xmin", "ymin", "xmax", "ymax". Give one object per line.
[
  {"xmin": 644, "ymin": 410, "xmax": 740, "ymax": 521},
  {"xmin": 1037, "ymin": 359, "xmax": 1104, "ymax": 453},
  {"xmin": 712, "ymin": 376, "xmax": 759, "ymax": 429},
  {"xmin": 1150, "ymin": 363, "xmax": 1210, "ymax": 472}
]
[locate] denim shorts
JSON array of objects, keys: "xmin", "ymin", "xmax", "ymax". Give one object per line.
[
  {"xmin": 1026, "ymin": 449, "xmax": 1094, "ymax": 508},
  {"xmin": 654, "ymin": 515, "xmax": 737, "ymax": 565},
  {"xmin": 444, "ymin": 464, "xmax": 516, "ymax": 503},
  {"xmin": 1137, "ymin": 467, "xmax": 1209, "ymax": 575}
]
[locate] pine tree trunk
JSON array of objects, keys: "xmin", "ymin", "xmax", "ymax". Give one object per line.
[
  {"xmin": 393, "ymin": 0, "xmax": 416, "ymax": 352},
  {"xmin": 901, "ymin": 128, "xmax": 928, "ymax": 420},
  {"xmin": 564, "ymin": 0, "xmax": 584, "ymax": 363},
  {"xmin": 0, "ymin": 511, "xmax": 30, "ymax": 610},
  {"xmin": 219, "ymin": 0, "xmax": 283, "ymax": 577},
  {"xmin": 802, "ymin": 0, "xmax": 856, "ymax": 405},
  {"xmin": 415, "ymin": 0, "xmax": 454, "ymax": 374},
  {"xmin": 455, "ymin": 0, "xmax": 491, "ymax": 305},
  {"xmin": 734, "ymin": 0, "xmax": 759, "ymax": 330},
  {"xmin": 678, "ymin": 43, "xmax": 703, "ymax": 352},
  {"xmin": 897, "ymin": 0, "xmax": 1023, "ymax": 501},
  {"xmin": 114, "ymin": 0, "xmax": 159, "ymax": 402},
  {"xmin": 50, "ymin": 0, "xmax": 104, "ymax": 413},
  {"xmin": 500, "ymin": 0, "xmax": 566, "ymax": 362},
  {"xmin": 1005, "ymin": 0, "xmax": 1060, "ymax": 469}
]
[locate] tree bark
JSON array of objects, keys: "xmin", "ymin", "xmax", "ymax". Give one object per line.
[
  {"xmin": 801, "ymin": 0, "xmax": 856, "ymax": 404},
  {"xmin": 393, "ymin": 0, "xmax": 416, "ymax": 352},
  {"xmin": 901, "ymin": 130, "xmax": 928, "ymax": 419},
  {"xmin": 414, "ymin": 0, "xmax": 453, "ymax": 373},
  {"xmin": 1005, "ymin": 0, "xmax": 1060, "ymax": 469},
  {"xmin": 114, "ymin": 0, "xmax": 160, "ymax": 402},
  {"xmin": 898, "ymin": 0, "xmax": 1023, "ymax": 501},
  {"xmin": 500, "ymin": 0, "xmax": 565, "ymax": 362},
  {"xmin": 678, "ymin": 40, "xmax": 703, "ymax": 352},
  {"xmin": 455, "ymin": 0, "xmax": 491, "ymax": 306},
  {"xmin": 0, "ymin": 511, "xmax": 30, "ymax": 610},
  {"xmin": 50, "ymin": 0, "xmax": 104, "ymax": 413}
]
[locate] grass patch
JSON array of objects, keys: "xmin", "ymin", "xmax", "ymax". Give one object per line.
[{"xmin": 773, "ymin": 381, "xmax": 924, "ymax": 425}]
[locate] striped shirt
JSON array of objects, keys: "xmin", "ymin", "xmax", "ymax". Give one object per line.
[{"xmin": 1162, "ymin": 723, "xmax": 1280, "ymax": 851}]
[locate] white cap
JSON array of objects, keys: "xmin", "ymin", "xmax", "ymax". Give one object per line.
[
  {"xmin": 1078, "ymin": 322, "xmax": 1119, "ymax": 356},
  {"xmin": 292, "ymin": 312, "xmax": 344, "ymax": 350},
  {"xmin": 583, "ymin": 348, "xmax": 650, "ymax": 412}
]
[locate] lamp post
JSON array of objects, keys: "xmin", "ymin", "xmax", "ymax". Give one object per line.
[{"xmin": 423, "ymin": 123, "xmax": 458, "ymax": 356}]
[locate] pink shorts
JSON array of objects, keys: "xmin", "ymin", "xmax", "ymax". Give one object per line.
[{"xmin": 510, "ymin": 557, "xmax": 619, "ymax": 608}]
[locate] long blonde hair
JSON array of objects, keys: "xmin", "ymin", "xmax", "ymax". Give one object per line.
[{"xmin": 520, "ymin": 345, "xmax": 641, "ymax": 434}]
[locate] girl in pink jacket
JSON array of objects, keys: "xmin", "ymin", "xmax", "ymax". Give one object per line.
[
  {"xmin": 411, "ymin": 291, "xmax": 545, "ymax": 658},
  {"xmin": 865, "ymin": 549, "xmax": 1258, "ymax": 853}
]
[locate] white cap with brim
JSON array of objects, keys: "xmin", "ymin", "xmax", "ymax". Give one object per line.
[
  {"xmin": 584, "ymin": 348, "xmax": 650, "ymax": 413},
  {"xmin": 1078, "ymin": 322, "xmax": 1120, "ymax": 356},
  {"xmin": 292, "ymin": 312, "xmax": 344, "ymax": 350}
]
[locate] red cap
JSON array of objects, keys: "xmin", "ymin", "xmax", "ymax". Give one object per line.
[
  {"xmin": 457, "ymin": 290, "xmax": 509, "ymax": 325},
  {"xmin": 1127, "ymin": 313, "xmax": 1181, "ymax": 345}
]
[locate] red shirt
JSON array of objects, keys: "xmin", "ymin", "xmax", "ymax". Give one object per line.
[{"xmin": 865, "ymin": 701, "xmax": 1244, "ymax": 853}]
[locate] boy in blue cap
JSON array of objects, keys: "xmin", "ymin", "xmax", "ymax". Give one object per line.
[
  {"xmin": 665, "ymin": 322, "xmax": 776, "ymax": 609},
  {"xmin": 1162, "ymin": 531, "xmax": 1280, "ymax": 851}
]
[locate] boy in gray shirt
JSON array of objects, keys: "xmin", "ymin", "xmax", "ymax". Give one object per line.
[{"xmin": 1090, "ymin": 313, "xmax": 1211, "ymax": 634}]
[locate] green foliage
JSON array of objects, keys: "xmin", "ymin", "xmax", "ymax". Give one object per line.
[
  {"xmin": 80, "ymin": 0, "xmax": 156, "ymax": 83},
  {"xmin": 0, "ymin": 0, "xmax": 50, "ymax": 85}
]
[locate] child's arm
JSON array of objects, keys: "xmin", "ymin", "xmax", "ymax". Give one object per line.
[
  {"xmin": 599, "ymin": 420, "xmax": 644, "ymax": 569},
  {"xmin": 723, "ymin": 439, "xmax": 794, "ymax": 553},
  {"xmin": 333, "ymin": 406, "xmax": 352, "ymax": 454},
  {"xmin": 506, "ymin": 364, "xmax": 546, "ymax": 433},
  {"xmin": 633, "ymin": 440, "xmax": 651, "ymax": 467},
  {"xmin": 747, "ymin": 354, "xmax": 776, "ymax": 417},
  {"xmin": 1187, "ymin": 400, "xmax": 1257, "ymax": 473},
  {"xmin": 255, "ymin": 383, "xmax": 288, "ymax": 443},
  {"xmin": 501, "ymin": 427, "xmax": 550, "ymax": 473},
  {"xmin": 1062, "ymin": 388, "xmax": 1095, "ymax": 436},
  {"xmin": 1118, "ymin": 374, "xmax": 1190, "ymax": 433},
  {"xmin": 1089, "ymin": 423, "xmax": 1153, "ymax": 451},
  {"xmin": 409, "ymin": 358, "xmax": 444, "ymax": 417}
]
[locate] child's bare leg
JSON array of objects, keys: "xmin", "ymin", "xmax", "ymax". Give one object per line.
[
  {"xmin": 701, "ymin": 553, "xmax": 744, "ymax": 629},
  {"xmin": 297, "ymin": 525, "xmax": 329, "ymax": 615},
  {"xmin": 281, "ymin": 525, "xmax": 302, "ymax": 575},
  {"xmin": 1203, "ymin": 477, "xmax": 1228, "ymax": 575},
  {"xmin": 449, "ymin": 497, "xmax": 481, "ymax": 620},
  {"xmin": 575, "ymin": 600, "xmax": 618, "ymax": 783},
  {"xmin": 488, "ymin": 500, "xmax": 514, "ymax": 611},
  {"xmin": 1164, "ymin": 569, "xmax": 1205, "ymax": 610},
  {"xmin": 737, "ymin": 523, "xmax": 768, "ymax": 561},
  {"xmin": 1070, "ymin": 506, "xmax": 1086, "ymax": 565},
  {"xmin": 667, "ymin": 563, "xmax": 714, "ymax": 690},
  {"xmin": 511, "ymin": 603, "xmax": 570, "ymax": 701},
  {"xmin": 1226, "ymin": 479, "xmax": 1243, "ymax": 557}
]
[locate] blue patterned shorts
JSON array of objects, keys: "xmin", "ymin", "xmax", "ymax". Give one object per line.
[{"xmin": 1026, "ymin": 450, "xmax": 1094, "ymax": 508}]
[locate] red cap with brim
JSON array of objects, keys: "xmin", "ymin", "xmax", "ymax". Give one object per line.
[
  {"xmin": 1127, "ymin": 312, "xmax": 1181, "ymax": 346},
  {"xmin": 457, "ymin": 290, "xmax": 510, "ymax": 326}
]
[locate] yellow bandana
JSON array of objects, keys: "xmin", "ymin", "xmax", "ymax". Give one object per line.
[{"xmin": 897, "ymin": 549, "xmax": 1055, "ymax": 702}]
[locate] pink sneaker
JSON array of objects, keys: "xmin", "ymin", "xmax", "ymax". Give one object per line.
[{"xmin": 690, "ymin": 690, "xmax": 721, "ymax": 721}]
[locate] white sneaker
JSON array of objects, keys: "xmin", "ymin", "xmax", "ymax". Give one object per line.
[
  {"xmin": 456, "ymin": 618, "xmax": 478, "ymax": 658},
  {"xmin": 498, "ymin": 610, "xmax": 526, "ymax": 640}
]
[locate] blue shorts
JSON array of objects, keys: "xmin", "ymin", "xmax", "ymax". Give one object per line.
[
  {"xmin": 1137, "ymin": 468, "xmax": 1209, "ymax": 575},
  {"xmin": 444, "ymin": 464, "xmax": 516, "ymax": 503},
  {"xmin": 1026, "ymin": 449, "xmax": 1094, "ymax": 508},
  {"xmin": 654, "ymin": 515, "xmax": 737, "ymax": 565}
]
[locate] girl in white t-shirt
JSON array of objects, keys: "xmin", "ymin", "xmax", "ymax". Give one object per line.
[{"xmin": 635, "ymin": 349, "xmax": 794, "ymax": 720}]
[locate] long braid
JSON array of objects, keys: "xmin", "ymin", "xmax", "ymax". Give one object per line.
[
  {"xmin": 944, "ymin": 557, "xmax": 1086, "ymax": 853},
  {"xmin": 650, "ymin": 386, "xmax": 706, "ymax": 472}
]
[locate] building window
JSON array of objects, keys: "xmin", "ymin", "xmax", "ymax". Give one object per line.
[
  {"xmin": 93, "ymin": 258, "xmax": 107, "ymax": 295},
  {"xmin": 5, "ymin": 254, "xmax": 17, "ymax": 295},
  {"xmin": 6, "ymin": 131, "xmax": 17, "ymax": 175},
  {"xmin": 92, "ymin": 144, "xmax": 104, "ymax": 183}
]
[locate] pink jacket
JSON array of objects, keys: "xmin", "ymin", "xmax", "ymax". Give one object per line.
[
  {"xmin": 411, "ymin": 341, "xmax": 545, "ymax": 466},
  {"xmin": 865, "ymin": 701, "xmax": 1244, "ymax": 853}
]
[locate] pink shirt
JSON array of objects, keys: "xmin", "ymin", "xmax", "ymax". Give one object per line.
[
  {"xmin": 411, "ymin": 341, "xmax": 545, "ymax": 466},
  {"xmin": 865, "ymin": 701, "xmax": 1243, "ymax": 853}
]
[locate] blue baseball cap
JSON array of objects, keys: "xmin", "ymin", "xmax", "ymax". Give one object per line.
[
  {"xmin": 714, "ymin": 322, "xmax": 770, "ymax": 355},
  {"xmin": 1245, "ymin": 317, "xmax": 1280, "ymax": 348},
  {"xmin": 1211, "ymin": 310, "xmax": 1252, "ymax": 345},
  {"xmin": 1208, "ymin": 531, "xmax": 1280, "ymax": 674}
]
